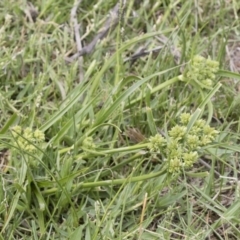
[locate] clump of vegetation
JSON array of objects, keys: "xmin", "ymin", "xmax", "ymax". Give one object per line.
[
  {"xmin": 0, "ymin": 0, "xmax": 240, "ymax": 239},
  {"xmin": 11, "ymin": 126, "xmax": 45, "ymax": 153},
  {"xmin": 182, "ymin": 55, "xmax": 220, "ymax": 89},
  {"xmin": 148, "ymin": 113, "xmax": 218, "ymax": 173}
]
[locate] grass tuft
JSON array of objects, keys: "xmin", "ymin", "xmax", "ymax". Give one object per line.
[{"xmin": 0, "ymin": 0, "xmax": 240, "ymax": 239}]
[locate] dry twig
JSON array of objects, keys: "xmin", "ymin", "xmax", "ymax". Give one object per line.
[
  {"xmin": 66, "ymin": 1, "xmax": 126, "ymax": 63},
  {"xmin": 155, "ymin": 35, "xmax": 181, "ymax": 64},
  {"xmin": 124, "ymin": 46, "xmax": 164, "ymax": 64},
  {"xmin": 70, "ymin": 0, "xmax": 84, "ymax": 82},
  {"xmin": 123, "ymin": 32, "xmax": 181, "ymax": 66}
]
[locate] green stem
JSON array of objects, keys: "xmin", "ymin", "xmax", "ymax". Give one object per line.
[
  {"xmin": 127, "ymin": 76, "xmax": 179, "ymax": 108},
  {"xmin": 80, "ymin": 143, "xmax": 148, "ymax": 156},
  {"xmin": 42, "ymin": 167, "xmax": 168, "ymax": 195},
  {"xmin": 87, "ymin": 153, "xmax": 143, "ymax": 182},
  {"xmin": 100, "ymin": 143, "xmax": 149, "ymax": 154},
  {"xmin": 0, "ymin": 113, "xmax": 18, "ymax": 134}
]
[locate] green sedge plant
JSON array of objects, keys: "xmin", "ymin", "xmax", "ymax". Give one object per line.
[{"xmin": 8, "ymin": 55, "xmax": 221, "ymax": 191}]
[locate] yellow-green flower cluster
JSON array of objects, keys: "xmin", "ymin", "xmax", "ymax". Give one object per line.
[
  {"xmin": 11, "ymin": 126, "xmax": 45, "ymax": 153},
  {"xmin": 184, "ymin": 55, "xmax": 219, "ymax": 89},
  {"xmin": 148, "ymin": 134, "xmax": 166, "ymax": 153},
  {"xmin": 148, "ymin": 113, "xmax": 219, "ymax": 174},
  {"xmin": 82, "ymin": 137, "xmax": 96, "ymax": 149}
]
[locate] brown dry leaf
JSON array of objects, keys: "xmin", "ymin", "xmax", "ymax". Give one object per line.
[
  {"xmin": 229, "ymin": 46, "xmax": 240, "ymax": 73},
  {"xmin": 125, "ymin": 127, "xmax": 146, "ymax": 143},
  {"xmin": 24, "ymin": 2, "xmax": 39, "ymax": 22},
  {"xmin": 0, "ymin": 149, "xmax": 10, "ymax": 172}
]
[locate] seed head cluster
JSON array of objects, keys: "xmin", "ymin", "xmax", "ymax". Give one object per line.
[
  {"xmin": 11, "ymin": 125, "xmax": 45, "ymax": 153},
  {"xmin": 148, "ymin": 113, "xmax": 218, "ymax": 174},
  {"xmin": 183, "ymin": 55, "xmax": 219, "ymax": 89}
]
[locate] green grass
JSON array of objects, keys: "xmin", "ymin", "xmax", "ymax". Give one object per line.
[{"xmin": 1, "ymin": 0, "xmax": 240, "ymax": 239}]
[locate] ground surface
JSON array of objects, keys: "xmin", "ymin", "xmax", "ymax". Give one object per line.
[{"xmin": 0, "ymin": 0, "xmax": 240, "ymax": 239}]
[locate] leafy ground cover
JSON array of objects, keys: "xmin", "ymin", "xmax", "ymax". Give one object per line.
[{"xmin": 0, "ymin": 0, "xmax": 240, "ymax": 239}]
